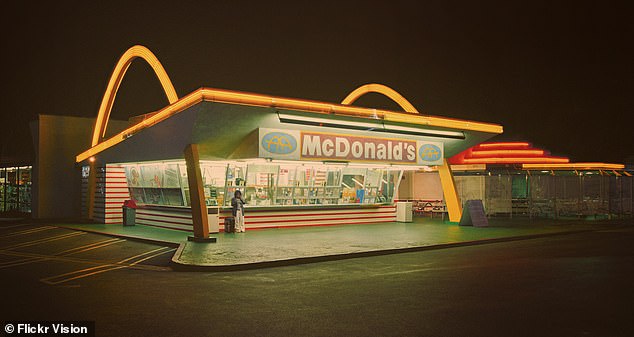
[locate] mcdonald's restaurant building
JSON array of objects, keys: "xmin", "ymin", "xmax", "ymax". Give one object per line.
[{"xmin": 33, "ymin": 46, "xmax": 505, "ymax": 236}]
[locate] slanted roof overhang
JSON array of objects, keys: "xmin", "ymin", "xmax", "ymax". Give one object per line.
[{"xmin": 77, "ymin": 87, "xmax": 503, "ymax": 163}]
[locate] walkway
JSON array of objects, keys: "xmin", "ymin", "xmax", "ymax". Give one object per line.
[{"xmin": 55, "ymin": 217, "xmax": 627, "ymax": 270}]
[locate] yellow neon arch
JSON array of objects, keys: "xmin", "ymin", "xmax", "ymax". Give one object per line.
[
  {"xmin": 342, "ymin": 83, "xmax": 464, "ymax": 222},
  {"xmin": 340, "ymin": 83, "xmax": 419, "ymax": 114},
  {"xmin": 91, "ymin": 45, "xmax": 178, "ymax": 146}
]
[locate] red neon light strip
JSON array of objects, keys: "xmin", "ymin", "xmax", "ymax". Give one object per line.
[
  {"xmin": 469, "ymin": 149, "xmax": 546, "ymax": 158},
  {"xmin": 461, "ymin": 157, "xmax": 569, "ymax": 164},
  {"xmin": 476, "ymin": 142, "xmax": 531, "ymax": 149}
]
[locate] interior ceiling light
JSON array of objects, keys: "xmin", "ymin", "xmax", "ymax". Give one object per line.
[{"xmin": 277, "ymin": 113, "xmax": 465, "ymax": 139}]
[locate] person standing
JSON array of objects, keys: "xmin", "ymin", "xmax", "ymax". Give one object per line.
[{"xmin": 231, "ymin": 190, "xmax": 246, "ymax": 232}]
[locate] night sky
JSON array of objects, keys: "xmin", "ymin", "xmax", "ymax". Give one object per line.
[{"xmin": 1, "ymin": 1, "xmax": 632, "ymax": 165}]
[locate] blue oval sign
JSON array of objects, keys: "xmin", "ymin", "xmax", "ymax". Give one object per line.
[
  {"xmin": 261, "ymin": 132, "xmax": 297, "ymax": 154},
  {"xmin": 419, "ymin": 144, "xmax": 442, "ymax": 162}
]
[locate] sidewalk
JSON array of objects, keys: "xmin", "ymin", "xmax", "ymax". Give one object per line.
[
  {"xmin": 55, "ymin": 223, "xmax": 187, "ymax": 246},
  {"xmin": 54, "ymin": 217, "xmax": 629, "ymax": 271}
]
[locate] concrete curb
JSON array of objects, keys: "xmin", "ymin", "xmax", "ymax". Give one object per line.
[{"xmin": 169, "ymin": 227, "xmax": 607, "ymax": 272}]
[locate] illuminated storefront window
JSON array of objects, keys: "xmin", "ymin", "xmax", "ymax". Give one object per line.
[
  {"xmin": 125, "ymin": 163, "xmax": 185, "ymax": 206},
  {"xmin": 121, "ymin": 160, "xmax": 405, "ymax": 208},
  {"xmin": 0, "ymin": 166, "xmax": 32, "ymax": 213},
  {"xmin": 0, "ymin": 169, "xmax": 4, "ymax": 212}
]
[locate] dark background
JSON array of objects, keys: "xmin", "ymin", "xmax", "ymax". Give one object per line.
[{"xmin": 1, "ymin": 0, "xmax": 632, "ymax": 165}]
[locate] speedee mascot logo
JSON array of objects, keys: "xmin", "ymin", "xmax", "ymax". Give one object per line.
[
  {"xmin": 418, "ymin": 143, "xmax": 442, "ymax": 163},
  {"xmin": 261, "ymin": 132, "xmax": 297, "ymax": 155}
]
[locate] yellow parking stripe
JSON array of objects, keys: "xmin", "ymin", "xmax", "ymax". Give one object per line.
[
  {"xmin": 40, "ymin": 247, "xmax": 175, "ymax": 285},
  {"xmin": 0, "ymin": 232, "xmax": 85, "ymax": 250},
  {"xmin": 56, "ymin": 238, "xmax": 126, "ymax": 255},
  {"xmin": 1, "ymin": 226, "xmax": 55, "ymax": 238},
  {"xmin": 0, "ymin": 238, "xmax": 127, "ymax": 270}
]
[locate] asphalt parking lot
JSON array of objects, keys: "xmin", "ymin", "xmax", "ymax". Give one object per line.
[
  {"xmin": 0, "ymin": 222, "xmax": 175, "ymax": 286},
  {"xmin": 2, "ymin": 219, "xmax": 633, "ymax": 337}
]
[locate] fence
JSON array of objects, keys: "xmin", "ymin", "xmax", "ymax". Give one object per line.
[{"xmin": 454, "ymin": 173, "xmax": 633, "ymax": 219}]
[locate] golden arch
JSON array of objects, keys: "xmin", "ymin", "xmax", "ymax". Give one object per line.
[
  {"xmin": 91, "ymin": 45, "xmax": 178, "ymax": 146},
  {"xmin": 342, "ymin": 83, "xmax": 463, "ymax": 222},
  {"xmin": 340, "ymin": 83, "xmax": 419, "ymax": 114}
]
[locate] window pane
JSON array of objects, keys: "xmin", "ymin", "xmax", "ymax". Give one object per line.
[
  {"xmin": 245, "ymin": 164, "xmax": 278, "ymax": 206},
  {"xmin": 125, "ymin": 165, "xmax": 142, "ymax": 187},
  {"xmin": 19, "ymin": 167, "xmax": 31, "ymax": 212},
  {"xmin": 140, "ymin": 165, "xmax": 163, "ymax": 188},
  {"xmin": 0, "ymin": 168, "xmax": 5, "ymax": 212},
  {"xmin": 6, "ymin": 169, "xmax": 18, "ymax": 209},
  {"xmin": 363, "ymin": 169, "xmax": 382, "ymax": 204},
  {"xmin": 162, "ymin": 188, "xmax": 184, "ymax": 206},
  {"xmin": 124, "ymin": 163, "xmax": 185, "ymax": 206},
  {"xmin": 129, "ymin": 187, "xmax": 146, "ymax": 203},
  {"xmin": 201, "ymin": 164, "xmax": 227, "ymax": 206},
  {"xmin": 341, "ymin": 167, "xmax": 366, "ymax": 204},
  {"xmin": 275, "ymin": 165, "xmax": 296, "ymax": 206},
  {"xmin": 162, "ymin": 164, "xmax": 181, "ymax": 188},
  {"xmin": 225, "ymin": 164, "xmax": 246, "ymax": 206},
  {"xmin": 143, "ymin": 188, "xmax": 164, "ymax": 205}
]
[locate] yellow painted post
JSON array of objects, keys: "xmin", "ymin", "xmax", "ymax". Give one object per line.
[
  {"xmin": 184, "ymin": 144, "xmax": 215, "ymax": 242},
  {"xmin": 87, "ymin": 160, "xmax": 96, "ymax": 220},
  {"xmin": 438, "ymin": 158, "xmax": 463, "ymax": 222}
]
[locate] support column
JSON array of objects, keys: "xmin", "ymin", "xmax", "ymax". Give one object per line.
[
  {"xmin": 87, "ymin": 160, "xmax": 96, "ymax": 220},
  {"xmin": 438, "ymin": 158, "xmax": 463, "ymax": 222},
  {"xmin": 184, "ymin": 144, "xmax": 216, "ymax": 243}
]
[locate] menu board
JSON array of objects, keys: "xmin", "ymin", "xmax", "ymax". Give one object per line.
[{"xmin": 459, "ymin": 200, "xmax": 489, "ymax": 227}]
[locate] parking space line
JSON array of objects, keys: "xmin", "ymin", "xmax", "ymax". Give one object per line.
[
  {"xmin": 0, "ymin": 256, "xmax": 40, "ymax": 266},
  {"xmin": 1, "ymin": 226, "xmax": 55, "ymax": 238},
  {"xmin": 56, "ymin": 238, "xmax": 127, "ymax": 255},
  {"xmin": 0, "ymin": 223, "xmax": 35, "ymax": 230},
  {"xmin": 40, "ymin": 246, "xmax": 175, "ymax": 285},
  {"xmin": 0, "ymin": 249, "xmax": 167, "ymax": 271},
  {"xmin": 0, "ymin": 238, "xmax": 127, "ymax": 270},
  {"xmin": 41, "ymin": 265, "xmax": 118, "ymax": 284},
  {"xmin": 0, "ymin": 257, "xmax": 46, "ymax": 269},
  {"xmin": 118, "ymin": 246, "xmax": 172, "ymax": 264},
  {"xmin": 0, "ymin": 231, "xmax": 86, "ymax": 250},
  {"xmin": 126, "ymin": 247, "xmax": 176, "ymax": 266}
]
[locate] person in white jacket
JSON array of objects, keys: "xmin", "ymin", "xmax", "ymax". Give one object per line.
[{"xmin": 231, "ymin": 190, "xmax": 246, "ymax": 233}]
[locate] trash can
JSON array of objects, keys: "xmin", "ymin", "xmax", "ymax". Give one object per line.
[
  {"xmin": 122, "ymin": 199, "xmax": 137, "ymax": 226},
  {"xmin": 122, "ymin": 207, "xmax": 136, "ymax": 226},
  {"xmin": 396, "ymin": 201, "xmax": 413, "ymax": 222}
]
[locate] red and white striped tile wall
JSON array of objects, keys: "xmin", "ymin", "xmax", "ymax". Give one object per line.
[
  {"xmin": 218, "ymin": 205, "xmax": 397, "ymax": 231},
  {"xmin": 135, "ymin": 207, "xmax": 194, "ymax": 231},
  {"xmin": 93, "ymin": 165, "xmax": 129, "ymax": 224},
  {"xmin": 132, "ymin": 205, "xmax": 396, "ymax": 232}
]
